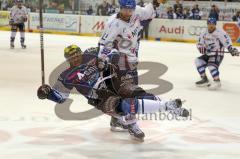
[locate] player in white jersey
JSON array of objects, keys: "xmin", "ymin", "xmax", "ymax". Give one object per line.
[
  {"xmin": 97, "ymin": 0, "xmax": 163, "ymax": 133},
  {"xmin": 9, "ymin": 0, "xmax": 28, "ymax": 49},
  {"xmin": 195, "ymin": 18, "xmax": 239, "ymax": 90},
  {"xmin": 98, "ymin": 0, "xmax": 162, "ymax": 65}
]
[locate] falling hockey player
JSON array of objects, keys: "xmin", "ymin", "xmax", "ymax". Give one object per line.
[
  {"xmin": 37, "ymin": 45, "xmax": 190, "ymax": 141},
  {"xmin": 98, "ymin": 0, "xmax": 165, "ymax": 135},
  {"xmin": 195, "ymin": 18, "xmax": 239, "ymax": 90},
  {"xmin": 9, "ymin": 0, "xmax": 28, "ymax": 49}
]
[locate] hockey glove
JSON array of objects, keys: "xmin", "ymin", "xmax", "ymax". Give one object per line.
[
  {"xmin": 9, "ymin": 19, "xmax": 14, "ymax": 25},
  {"xmin": 37, "ymin": 84, "xmax": 52, "ymax": 99},
  {"xmin": 197, "ymin": 44, "xmax": 207, "ymax": 54},
  {"xmin": 23, "ymin": 16, "xmax": 27, "ymax": 22},
  {"xmin": 228, "ymin": 46, "xmax": 239, "ymax": 56},
  {"xmin": 97, "ymin": 57, "xmax": 108, "ymax": 71}
]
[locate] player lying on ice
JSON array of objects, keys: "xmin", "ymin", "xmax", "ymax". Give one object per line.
[
  {"xmin": 195, "ymin": 18, "xmax": 239, "ymax": 90},
  {"xmin": 37, "ymin": 45, "xmax": 190, "ymax": 141}
]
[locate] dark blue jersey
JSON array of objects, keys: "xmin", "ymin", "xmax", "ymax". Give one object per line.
[{"xmin": 47, "ymin": 48, "xmax": 101, "ymax": 103}]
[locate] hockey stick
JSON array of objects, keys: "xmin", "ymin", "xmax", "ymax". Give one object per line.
[
  {"xmin": 212, "ymin": 50, "xmax": 240, "ymax": 56},
  {"xmin": 39, "ymin": 0, "xmax": 45, "ymax": 85},
  {"xmin": 221, "ymin": 51, "xmax": 239, "ymax": 54}
]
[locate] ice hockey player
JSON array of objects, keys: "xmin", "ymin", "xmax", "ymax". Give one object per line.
[
  {"xmin": 98, "ymin": 0, "xmax": 164, "ymax": 82},
  {"xmin": 37, "ymin": 45, "xmax": 190, "ymax": 141},
  {"xmin": 195, "ymin": 18, "xmax": 239, "ymax": 90},
  {"xmin": 98, "ymin": 0, "xmax": 164, "ymax": 134},
  {"xmin": 9, "ymin": 0, "xmax": 28, "ymax": 49}
]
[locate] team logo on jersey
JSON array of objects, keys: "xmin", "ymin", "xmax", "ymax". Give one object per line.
[{"xmin": 77, "ymin": 72, "xmax": 84, "ymax": 80}]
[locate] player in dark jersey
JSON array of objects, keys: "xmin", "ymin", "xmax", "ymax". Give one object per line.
[{"xmin": 37, "ymin": 45, "xmax": 190, "ymax": 141}]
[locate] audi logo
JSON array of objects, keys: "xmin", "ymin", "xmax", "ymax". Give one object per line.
[{"xmin": 188, "ymin": 26, "xmax": 207, "ymax": 36}]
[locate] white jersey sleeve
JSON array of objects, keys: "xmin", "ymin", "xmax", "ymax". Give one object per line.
[
  {"xmin": 197, "ymin": 31, "xmax": 206, "ymax": 47},
  {"xmin": 217, "ymin": 29, "xmax": 233, "ymax": 49},
  {"xmin": 10, "ymin": 6, "xmax": 28, "ymax": 24},
  {"xmin": 135, "ymin": 3, "xmax": 156, "ymax": 21}
]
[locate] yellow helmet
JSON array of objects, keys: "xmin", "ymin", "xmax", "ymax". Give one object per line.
[{"xmin": 64, "ymin": 45, "xmax": 82, "ymax": 59}]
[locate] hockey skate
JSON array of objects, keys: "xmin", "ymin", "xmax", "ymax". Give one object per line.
[
  {"xmin": 195, "ymin": 76, "xmax": 210, "ymax": 87},
  {"xmin": 10, "ymin": 42, "xmax": 14, "ymax": 49},
  {"xmin": 128, "ymin": 123, "xmax": 145, "ymax": 141},
  {"xmin": 208, "ymin": 80, "xmax": 221, "ymax": 90},
  {"xmin": 165, "ymin": 99, "xmax": 190, "ymax": 117},
  {"xmin": 21, "ymin": 43, "xmax": 27, "ymax": 49},
  {"xmin": 110, "ymin": 116, "xmax": 128, "ymax": 132}
]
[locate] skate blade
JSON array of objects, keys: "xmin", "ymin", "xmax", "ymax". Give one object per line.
[
  {"xmin": 130, "ymin": 135, "xmax": 144, "ymax": 142},
  {"xmin": 196, "ymin": 83, "xmax": 210, "ymax": 87},
  {"xmin": 110, "ymin": 126, "xmax": 128, "ymax": 132},
  {"xmin": 208, "ymin": 85, "xmax": 221, "ymax": 91}
]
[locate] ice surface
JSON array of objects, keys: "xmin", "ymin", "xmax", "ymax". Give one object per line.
[{"xmin": 0, "ymin": 31, "xmax": 240, "ymax": 159}]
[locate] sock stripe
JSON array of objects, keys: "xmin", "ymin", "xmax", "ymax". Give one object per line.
[{"xmin": 197, "ymin": 65, "xmax": 207, "ymax": 74}]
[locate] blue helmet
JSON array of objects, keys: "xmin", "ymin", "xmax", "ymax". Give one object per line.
[
  {"xmin": 207, "ymin": 18, "xmax": 217, "ymax": 25},
  {"xmin": 119, "ymin": 0, "xmax": 136, "ymax": 9}
]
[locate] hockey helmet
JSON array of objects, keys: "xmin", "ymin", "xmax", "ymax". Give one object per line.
[
  {"xmin": 64, "ymin": 45, "xmax": 82, "ymax": 59},
  {"xmin": 207, "ymin": 18, "xmax": 217, "ymax": 25},
  {"xmin": 119, "ymin": 0, "xmax": 136, "ymax": 9}
]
